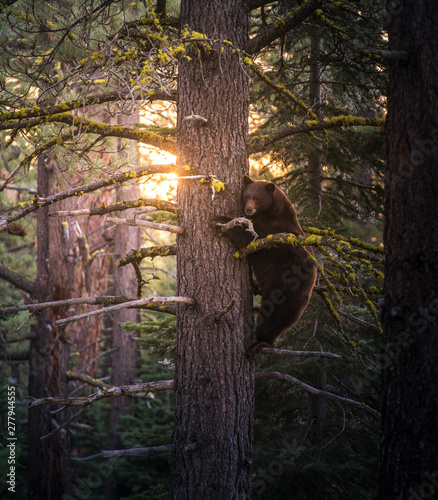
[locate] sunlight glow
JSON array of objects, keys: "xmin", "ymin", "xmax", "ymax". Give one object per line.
[{"xmin": 138, "ymin": 146, "xmax": 177, "ymax": 201}]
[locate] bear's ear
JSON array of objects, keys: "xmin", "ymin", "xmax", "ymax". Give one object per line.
[
  {"xmin": 265, "ymin": 183, "xmax": 276, "ymax": 193},
  {"xmin": 244, "ymin": 175, "xmax": 253, "ymax": 185}
]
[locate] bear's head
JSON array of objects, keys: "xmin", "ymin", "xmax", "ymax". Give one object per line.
[{"xmin": 243, "ymin": 175, "xmax": 277, "ymax": 216}]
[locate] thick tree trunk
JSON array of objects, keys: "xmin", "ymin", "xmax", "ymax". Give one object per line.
[
  {"xmin": 171, "ymin": 1, "xmax": 254, "ymax": 498},
  {"xmin": 380, "ymin": 2, "xmax": 438, "ymax": 498},
  {"xmin": 27, "ymin": 154, "xmax": 74, "ymax": 499}
]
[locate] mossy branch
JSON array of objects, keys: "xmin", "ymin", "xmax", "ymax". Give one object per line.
[
  {"xmin": 1, "ymin": 113, "xmax": 176, "ymax": 154},
  {"xmin": 2, "ymin": 163, "xmax": 178, "ymax": 229},
  {"xmin": 29, "ymin": 379, "xmax": 175, "ymax": 408},
  {"xmin": 49, "ymin": 198, "xmax": 178, "ymax": 217},
  {"xmin": 117, "ymin": 244, "xmax": 177, "ymax": 267},
  {"xmin": 234, "ymin": 231, "xmax": 383, "ymax": 262},
  {"xmin": 54, "ymin": 296, "xmax": 194, "ymax": 326},
  {"xmin": 248, "ymin": 116, "xmax": 385, "ymax": 155},
  {"xmin": 0, "ymin": 91, "xmax": 175, "ymax": 124},
  {"xmin": 245, "ymin": 0, "xmax": 323, "ymax": 55}
]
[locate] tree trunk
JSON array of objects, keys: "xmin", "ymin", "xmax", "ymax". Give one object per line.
[
  {"xmin": 380, "ymin": 2, "xmax": 438, "ymax": 498},
  {"xmin": 106, "ymin": 184, "xmax": 140, "ymax": 500},
  {"xmin": 27, "ymin": 154, "xmax": 74, "ymax": 499},
  {"xmin": 171, "ymin": 1, "xmax": 254, "ymax": 498}
]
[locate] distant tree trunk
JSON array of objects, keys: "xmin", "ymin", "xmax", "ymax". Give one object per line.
[
  {"xmin": 27, "ymin": 153, "xmax": 74, "ymax": 499},
  {"xmin": 380, "ymin": 1, "xmax": 438, "ymax": 498},
  {"xmin": 106, "ymin": 183, "xmax": 140, "ymax": 500},
  {"xmin": 171, "ymin": 1, "xmax": 254, "ymax": 498}
]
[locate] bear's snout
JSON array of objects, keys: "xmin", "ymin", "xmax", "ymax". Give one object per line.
[{"xmin": 245, "ymin": 207, "xmax": 256, "ymax": 216}]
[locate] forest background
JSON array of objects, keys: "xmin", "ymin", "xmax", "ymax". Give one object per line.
[{"xmin": 0, "ymin": 0, "xmax": 434, "ymax": 499}]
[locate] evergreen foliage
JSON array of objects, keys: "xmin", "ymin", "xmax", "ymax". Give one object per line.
[{"xmin": 0, "ymin": 0, "xmax": 387, "ymax": 498}]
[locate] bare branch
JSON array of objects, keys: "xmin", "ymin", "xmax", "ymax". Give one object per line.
[
  {"xmin": 256, "ymin": 371, "xmax": 380, "ymax": 419},
  {"xmin": 102, "ymin": 444, "xmax": 175, "ymax": 458},
  {"xmin": 259, "ymin": 347, "xmax": 342, "ymax": 359},
  {"xmin": 29, "ymin": 379, "xmax": 174, "ymax": 408},
  {"xmin": 0, "ymin": 295, "xmax": 133, "ymax": 315},
  {"xmin": 54, "ymin": 296, "xmax": 195, "ymax": 327},
  {"xmin": 107, "ymin": 216, "xmax": 184, "ymax": 234},
  {"xmin": 215, "ymin": 217, "xmax": 258, "ymax": 240}
]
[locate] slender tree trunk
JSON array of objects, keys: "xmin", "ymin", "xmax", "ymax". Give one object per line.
[
  {"xmin": 171, "ymin": 1, "xmax": 254, "ymax": 498},
  {"xmin": 380, "ymin": 2, "xmax": 438, "ymax": 498},
  {"xmin": 27, "ymin": 154, "xmax": 74, "ymax": 499}
]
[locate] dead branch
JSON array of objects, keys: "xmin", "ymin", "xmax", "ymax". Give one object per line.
[
  {"xmin": 2, "ymin": 163, "xmax": 178, "ymax": 229},
  {"xmin": 0, "ymin": 295, "xmax": 133, "ymax": 315},
  {"xmin": 256, "ymin": 371, "xmax": 380, "ymax": 419},
  {"xmin": 259, "ymin": 347, "xmax": 342, "ymax": 359},
  {"xmin": 215, "ymin": 217, "xmax": 258, "ymax": 240},
  {"xmin": 102, "ymin": 444, "xmax": 174, "ymax": 458},
  {"xmin": 54, "ymin": 296, "xmax": 195, "ymax": 327},
  {"xmin": 107, "ymin": 216, "xmax": 184, "ymax": 234},
  {"xmin": 48, "ymin": 198, "xmax": 178, "ymax": 217},
  {"xmin": 117, "ymin": 244, "xmax": 177, "ymax": 267},
  {"xmin": 29, "ymin": 379, "xmax": 174, "ymax": 408}
]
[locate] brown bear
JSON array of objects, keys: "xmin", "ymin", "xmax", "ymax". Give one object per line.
[{"xmin": 212, "ymin": 175, "xmax": 317, "ymax": 354}]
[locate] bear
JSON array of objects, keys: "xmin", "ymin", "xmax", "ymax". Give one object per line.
[{"xmin": 212, "ymin": 175, "xmax": 317, "ymax": 355}]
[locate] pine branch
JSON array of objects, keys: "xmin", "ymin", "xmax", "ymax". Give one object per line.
[
  {"xmin": 256, "ymin": 371, "xmax": 380, "ymax": 418},
  {"xmin": 54, "ymin": 296, "xmax": 194, "ymax": 327},
  {"xmin": 0, "ymin": 296, "xmax": 133, "ymax": 315},
  {"xmin": 235, "ymin": 231, "xmax": 383, "ymax": 262},
  {"xmin": 0, "ymin": 264, "xmax": 34, "ymax": 295},
  {"xmin": 0, "ymin": 113, "xmax": 176, "ymax": 154},
  {"xmin": 29, "ymin": 379, "xmax": 175, "ymax": 408},
  {"xmin": 259, "ymin": 347, "xmax": 342, "ymax": 359},
  {"xmin": 2, "ymin": 163, "xmax": 178, "ymax": 229},
  {"xmin": 5, "ymin": 331, "xmax": 37, "ymax": 343},
  {"xmin": 117, "ymin": 244, "xmax": 177, "ymax": 267},
  {"xmin": 248, "ymin": 116, "xmax": 385, "ymax": 155},
  {"xmin": 245, "ymin": 0, "xmax": 323, "ymax": 55},
  {"xmin": 66, "ymin": 371, "xmax": 114, "ymax": 390},
  {"xmin": 107, "ymin": 216, "xmax": 184, "ymax": 234},
  {"xmin": 49, "ymin": 198, "xmax": 178, "ymax": 217},
  {"xmin": 0, "ymin": 91, "xmax": 175, "ymax": 123},
  {"xmin": 101, "ymin": 444, "xmax": 175, "ymax": 458}
]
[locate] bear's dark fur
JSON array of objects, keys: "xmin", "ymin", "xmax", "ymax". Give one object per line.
[{"xmin": 213, "ymin": 175, "xmax": 317, "ymax": 354}]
